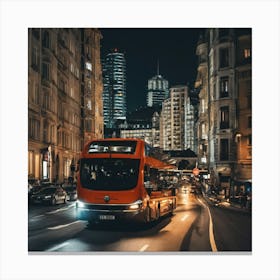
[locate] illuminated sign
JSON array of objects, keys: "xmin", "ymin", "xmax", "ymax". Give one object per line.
[{"xmin": 88, "ymin": 141, "xmax": 137, "ymax": 154}]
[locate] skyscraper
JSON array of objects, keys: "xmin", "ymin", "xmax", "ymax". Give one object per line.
[
  {"xmin": 160, "ymin": 85, "xmax": 195, "ymax": 151},
  {"xmin": 102, "ymin": 49, "xmax": 127, "ymax": 128},
  {"xmin": 146, "ymin": 63, "xmax": 169, "ymax": 107}
]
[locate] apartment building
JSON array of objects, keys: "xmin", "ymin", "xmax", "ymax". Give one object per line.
[
  {"xmin": 160, "ymin": 86, "xmax": 195, "ymax": 151},
  {"xmin": 28, "ymin": 28, "xmax": 103, "ymax": 183},
  {"xmin": 195, "ymin": 28, "xmax": 252, "ymax": 197}
]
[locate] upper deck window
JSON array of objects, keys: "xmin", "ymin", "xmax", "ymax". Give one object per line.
[{"xmin": 88, "ymin": 141, "xmax": 137, "ymax": 154}]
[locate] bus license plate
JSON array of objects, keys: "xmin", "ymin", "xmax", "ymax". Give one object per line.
[{"xmin": 99, "ymin": 215, "xmax": 115, "ymax": 220}]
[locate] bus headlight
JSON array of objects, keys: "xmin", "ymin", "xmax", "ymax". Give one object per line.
[
  {"xmin": 128, "ymin": 200, "xmax": 143, "ymax": 210},
  {"xmin": 76, "ymin": 200, "xmax": 85, "ymax": 208}
]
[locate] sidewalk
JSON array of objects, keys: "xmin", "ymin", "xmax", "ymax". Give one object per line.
[{"xmin": 203, "ymin": 193, "xmax": 251, "ymax": 214}]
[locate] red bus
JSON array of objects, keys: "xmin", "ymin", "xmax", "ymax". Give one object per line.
[{"xmin": 76, "ymin": 138, "xmax": 177, "ymax": 224}]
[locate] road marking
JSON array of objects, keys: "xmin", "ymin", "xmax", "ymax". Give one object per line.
[
  {"xmin": 46, "ymin": 206, "xmax": 69, "ymax": 214},
  {"xmin": 68, "ymin": 203, "xmax": 76, "ymax": 208},
  {"xmin": 47, "ymin": 242, "xmax": 69, "ymax": 252},
  {"xmin": 197, "ymin": 198, "xmax": 218, "ymax": 252},
  {"xmin": 139, "ymin": 244, "xmax": 149, "ymax": 252},
  {"xmin": 31, "ymin": 214, "xmax": 45, "ymax": 219},
  {"xmin": 181, "ymin": 214, "xmax": 189, "ymax": 221},
  {"xmin": 47, "ymin": 220, "xmax": 80, "ymax": 230}
]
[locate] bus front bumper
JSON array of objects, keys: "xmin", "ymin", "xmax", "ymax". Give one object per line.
[{"xmin": 75, "ymin": 200, "xmax": 145, "ymax": 223}]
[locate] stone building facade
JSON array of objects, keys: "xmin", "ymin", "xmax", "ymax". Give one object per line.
[
  {"xmin": 195, "ymin": 28, "xmax": 252, "ymax": 197},
  {"xmin": 28, "ymin": 28, "xmax": 103, "ymax": 183}
]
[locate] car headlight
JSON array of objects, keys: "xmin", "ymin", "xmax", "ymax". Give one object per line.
[
  {"xmin": 76, "ymin": 200, "xmax": 85, "ymax": 208},
  {"xmin": 128, "ymin": 200, "xmax": 143, "ymax": 210},
  {"xmin": 44, "ymin": 195, "xmax": 51, "ymax": 199}
]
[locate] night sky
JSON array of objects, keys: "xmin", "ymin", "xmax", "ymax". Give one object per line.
[{"xmin": 99, "ymin": 28, "xmax": 205, "ymax": 112}]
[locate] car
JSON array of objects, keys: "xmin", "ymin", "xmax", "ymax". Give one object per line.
[
  {"xmin": 28, "ymin": 184, "xmax": 48, "ymax": 202},
  {"xmin": 30, "ymin": 186, "xmax": 67, "ymax": 205},
  {"xmin": 63, "ymin": 184, "xmax": 77, "ymax": 201}
]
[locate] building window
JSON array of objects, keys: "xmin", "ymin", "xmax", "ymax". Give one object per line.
[
  {"xmin": 43, "ymin": 122, "xmax": 48, "ymax": 143},
  {"xmin": 42, "ymin": 63, "xmax": 50, "ymax": 80},
  {"xmin": 31, "ymin": 46, "xmax": 39, "ymax": 70},
  {"xmin": 219, "ymin": 48, "xmax": 229, "ymax": 68},
  {"xmin": 244, "ymin": 48, "xmax": 251, "ymax": 59},
  {"xmin": 29, "ymin": 118, "xmax": 40, "ymax": 140},
  {"xmin": 70, "ymin": 63, "xmax": 74, "ymax": 73},
  {"xmin": 220, "ymin": 106, "xmax": 229, "ymax": 129},
  {"xmin": 58, "ymin": 78, "xmax": 67, "ymax": 93},
  {"xmin": 220, "ymin": 139, "xmax": 229, "ymax": 161},
  {"xmin": 248, "ymin": 116, "xmax": 252, "ymax": 128},
  {"xmin": 70, "ymin": 87, "xmax": 74, "ymax": 98},
  {"xmin": 220, "ymin": 77, "xmax": 229, "ymax": 98},
  {"xmin": 75, "ymin": 68, "xmax": 79, "ymax": 79},
  {"xmin": 42, "ymin": 31, "xmax": 50, "ymax": 48},
  {"xmin": 85, "ymin": 119, "xmax": 92, "ymax": 131},
  {"xmin": 201, "ymin": 99, "xmax": 205, "ymax": 113},
  {"xmin": 28, "ymin": 151, "xmax": 34, "ymax": 177},
  {"xmin": 201, "ymin": 123, "xmax": 207, "ymax": 139},
  {"xmin": 248, "ymin": 134, "xmax": 252, "ymax": 146}
]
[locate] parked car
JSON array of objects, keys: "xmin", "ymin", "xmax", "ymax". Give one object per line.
[
  {"xmin": 30, "ymin": 186, "xmax": 67, "ymax": 205},
  {"xmin": 63, "ymin": 184, "xmax": 77, "ymax": 201},
  {"xmin": 28, "ymin": 184, "xmax": 47, "ymax": 202}
]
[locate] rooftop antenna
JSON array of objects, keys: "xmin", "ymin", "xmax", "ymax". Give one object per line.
[{"xmin": 157, "ymin": 59, "xmax": 160, "ymax": 76}]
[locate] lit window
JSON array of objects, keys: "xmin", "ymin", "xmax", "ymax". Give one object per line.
[
  {"xmin": 244, "ymin": 48, "xmax": 251, "ymax": 59},
  {"xmin": 220, "ymin": 77, "xmax": 229, "ymax": 98},
  {"xmin": 220, "ymin": 106, "xmax": 229, "ymax": 129}
]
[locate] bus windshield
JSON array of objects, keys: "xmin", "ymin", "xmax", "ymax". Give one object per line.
[{"xmin": 80, "ymin": 158, "xmax": 140, "ymax": 191}]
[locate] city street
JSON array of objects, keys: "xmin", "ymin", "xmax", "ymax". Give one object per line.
[{"xmin": 28, "ymin": 185, "xmax": 251, "ymax": 252}]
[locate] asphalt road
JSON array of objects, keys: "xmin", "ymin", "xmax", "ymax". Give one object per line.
[{"xmin": 28, "ymin": 185, "xmax": 251, "ymax": 252}]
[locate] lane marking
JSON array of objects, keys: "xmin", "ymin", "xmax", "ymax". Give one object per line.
[
  {"xmin": 139, "ymin": 244, "xmax": 149, "ymax": 252},
  {"xmin": 47, "ymin": 242, "xmax": 69, "ymax": 252},
  {"xmin": 205, "ymin": 205, "xmax": 218, "ymax": 252},
  {"xmin": 181, "ymin": 214, "xmax": 189, "ymax": 221},
  {"xmin": 32, "ymin": 214, "xmax": 45, "ymax": 219},
  {"xmin": 197, "ymin": 198, "xmax": 218, "ymax": 252},
  {"xmin": 47, "ymin": 220, "xmax": 80, "ymax": 230},
  {"xmin": 46, "ymin": 206, "xmax": 69, "ymax": 214}
]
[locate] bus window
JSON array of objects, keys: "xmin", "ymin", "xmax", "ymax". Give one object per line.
[
  {"xmin": 80, "ymin": 158, "xmax": 140, "ymax": 191},
  {"xmin": 144, "ymin": 166, "xmax": 161, "ymax": 192}
]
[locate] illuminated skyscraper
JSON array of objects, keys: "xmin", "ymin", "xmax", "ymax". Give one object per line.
[
  {"xmin": 146, "ymin": 63, "xmax": 169, "ymax": 107},
  {"xmin": 160, "ymin": 85, "xmax": 195, "ymax": 151},
  {"xmin": 102, "ymin": 49, "xmax": 127, "ymax": 128}
]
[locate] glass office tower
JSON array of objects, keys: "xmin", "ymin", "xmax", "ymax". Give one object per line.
[{"xmin": 102, "ymin": 49, "xmax": 127, "ymax": 128}]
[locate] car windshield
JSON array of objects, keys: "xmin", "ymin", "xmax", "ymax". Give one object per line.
[
  {"xmin": 80, "ymin": 158, "xmax": 140, "ymax": 191},
  {"xmin": 38, "ymin": 187, "xmax": 57, "ymax": 195}
]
